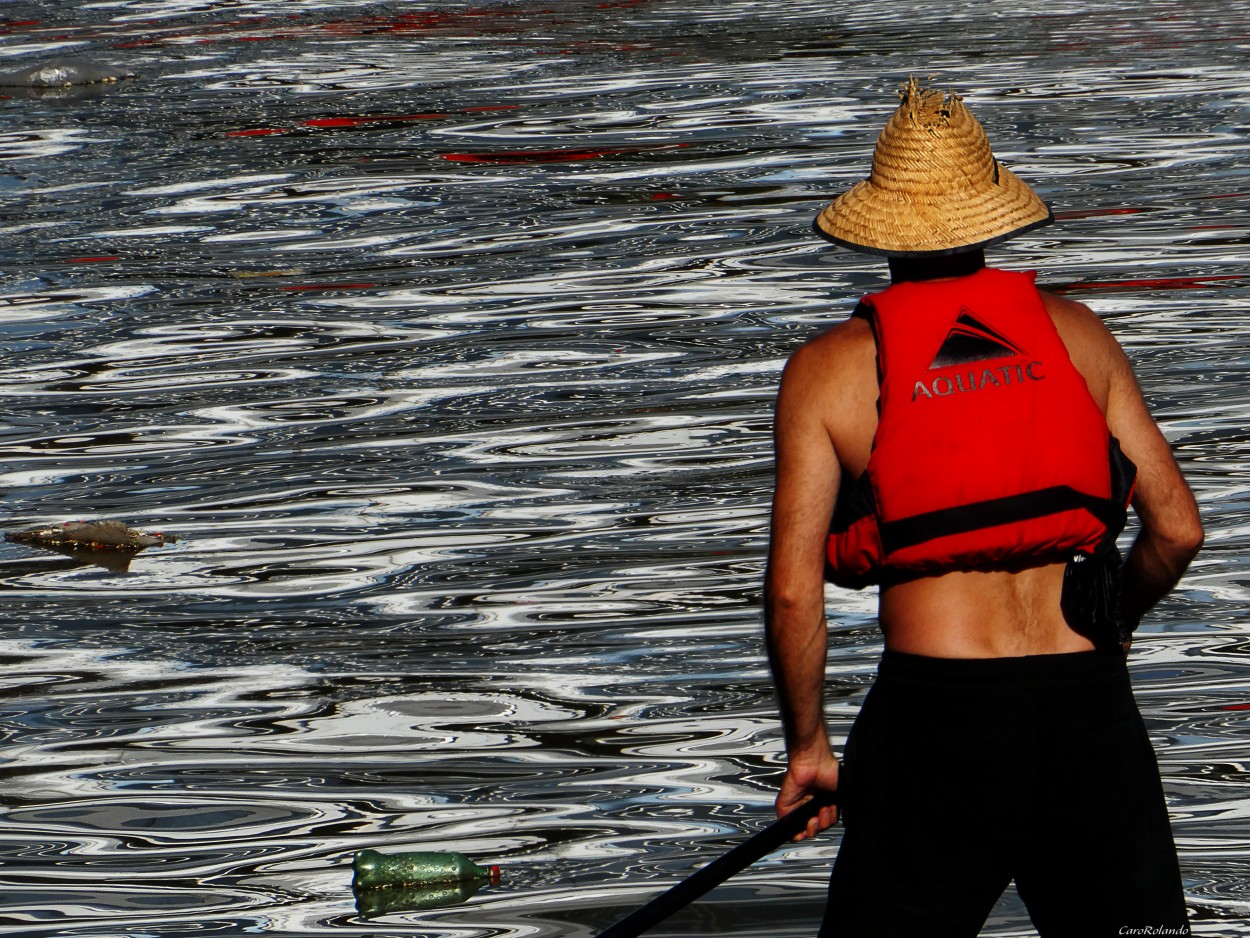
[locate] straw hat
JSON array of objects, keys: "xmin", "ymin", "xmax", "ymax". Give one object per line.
[{"xmin": 814, "ymin": 79, "xmax": 1053, "ymax": 257}]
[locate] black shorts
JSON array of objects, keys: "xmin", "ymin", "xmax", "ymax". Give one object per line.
[{"xmin": 822, "ymin": 649, "xmax": 1189, "ymax": 937}]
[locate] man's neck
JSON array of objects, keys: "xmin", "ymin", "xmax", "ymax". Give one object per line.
[{"xmin": 888, "ymin": 250, "xmax": 986, "ymax": 284}]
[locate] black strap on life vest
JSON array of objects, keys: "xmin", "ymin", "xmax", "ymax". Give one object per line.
[
  {"xmin": 830, "ymin": 438, "xmax": 1136, "ymax": 568},
  {"xmin": 878, "ymin": 485, "xmax": 1125, "ymax": 555}
]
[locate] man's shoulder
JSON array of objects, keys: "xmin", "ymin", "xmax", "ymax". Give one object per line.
[
  {"xmin": 1037, "ymin": 289, "xmax": 1127, "ymax": 358},
  {"xmin": 777, "ymin": 312, "xmax": 877, "ymax": 424},
  {"xmin": 1036, "ymin": 288, "xmax": 1132, "ymax": 412},
  {"xmin": 785, "ymin": 311, "xmax": 875, "ymax": 376},
  {"xmin": 1040, "ymin": 292, "xmax": 1120, "ymax": 342}
]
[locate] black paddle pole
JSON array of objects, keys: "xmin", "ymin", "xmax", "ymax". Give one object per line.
[{"xmin": 593, "ymin": 791, "xmax": 837, "ymax": 938}]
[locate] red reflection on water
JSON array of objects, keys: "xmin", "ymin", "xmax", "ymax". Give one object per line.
[
  {"xmin": 1052, "ymin": 208, "xmax": 1143, "ymax": 219},
  {"xmin": 227, "ymin": 106, "xmax": 507, "ymax": 137},
  {"xmin": 281, "ymin": 283, "xmax": 375, "ymax": 292},
  {"xmin": 1056, "ymin": 275, "xmax": 1246, "ymax": 293},
  {"xmin": 303, "ymin": 114, "xmax": 446, "ymax": 128},
  {"xmin": 443, "ymin": 143, "xmax": 686, "ymax": 164},
  {"xmin": 444, "ymin": 147, "xmax": 630, "ymax": 163}
]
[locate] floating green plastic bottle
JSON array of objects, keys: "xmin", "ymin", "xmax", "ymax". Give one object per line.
[{"xmin": 352, "ymin": 849, "xmax": 501, "ymax": 892}]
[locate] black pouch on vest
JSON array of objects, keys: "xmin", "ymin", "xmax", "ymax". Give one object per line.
[
  {"xmin": 1061, "ymin": 437, "xmax": 1136, "ymax": 652},
  {"xmin": 1061, "ymin": 546, "xmax": 1129, "ymax": 651}
]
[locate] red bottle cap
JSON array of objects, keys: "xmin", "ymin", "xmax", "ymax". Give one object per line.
[{"xmin": 488, "ymin": 865, "xmax": 501, "ymax": 885}]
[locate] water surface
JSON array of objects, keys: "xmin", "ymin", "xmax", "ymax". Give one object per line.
[{"xmin": 1, "ymin": 1, "xmax": 1248, "ymax": 935}]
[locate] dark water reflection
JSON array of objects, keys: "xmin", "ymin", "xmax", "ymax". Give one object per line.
[{"xmin": 0, "ymin": 0, "xmax": 1247, "ymax": 935}]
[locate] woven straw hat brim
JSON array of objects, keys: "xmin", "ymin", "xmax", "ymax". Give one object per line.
[
  {"xmin": 813, "ymin": 81, "xmax": 1054, "ymax": 257},
  {"xmin": 813, "ymin": 163, "xmax": 1054, "ymax": 258}
]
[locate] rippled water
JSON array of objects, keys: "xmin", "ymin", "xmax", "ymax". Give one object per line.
[{"xmin": 1, "ymin": 1, "xmax": 1248, "ymax": 935}]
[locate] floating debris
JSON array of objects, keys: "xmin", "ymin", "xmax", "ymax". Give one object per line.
[
  {"xmin": 5, "ymin": 521, "xmax": 177, "ymax": 573},
  {"xmin": 0, "ymin": 58, "xmax": 137, "ymax": 88},
  {"xmin": 352, "ymin": 848, "xmax": 500, "ymax": 891},
  {"xmin": 230, "ymin": 268, "xmax": 307, "ymax": 278},
  {"xmin": 352, "ymin": 849, "xmax": 500, "ymax": 916},
  {"xmin": 0, "ymin": 58, "xmax": 137, "ymax": 101},
  {"xmin": 6, "ymin": 520, "xmax": 176, "ymax": 550}
]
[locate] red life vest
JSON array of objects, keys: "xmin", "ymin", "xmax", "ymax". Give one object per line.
[{"xmin": 826, "ymin": 267, "xmax": 1135, "ymax": 589}]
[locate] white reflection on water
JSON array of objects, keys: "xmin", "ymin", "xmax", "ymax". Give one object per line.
[{"xmin": 0, "ymin": 0, "xmax": 1248, "ymax": 935}]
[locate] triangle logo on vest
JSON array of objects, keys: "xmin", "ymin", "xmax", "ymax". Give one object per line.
[{"xmin": 929, "ymin": 310, "xmax": 1025, "ymax": 370}]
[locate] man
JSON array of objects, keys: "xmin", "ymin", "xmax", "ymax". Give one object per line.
[{"xmin": 765, "ymin": 79, "xmax": 1203, "ymax": 936}]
